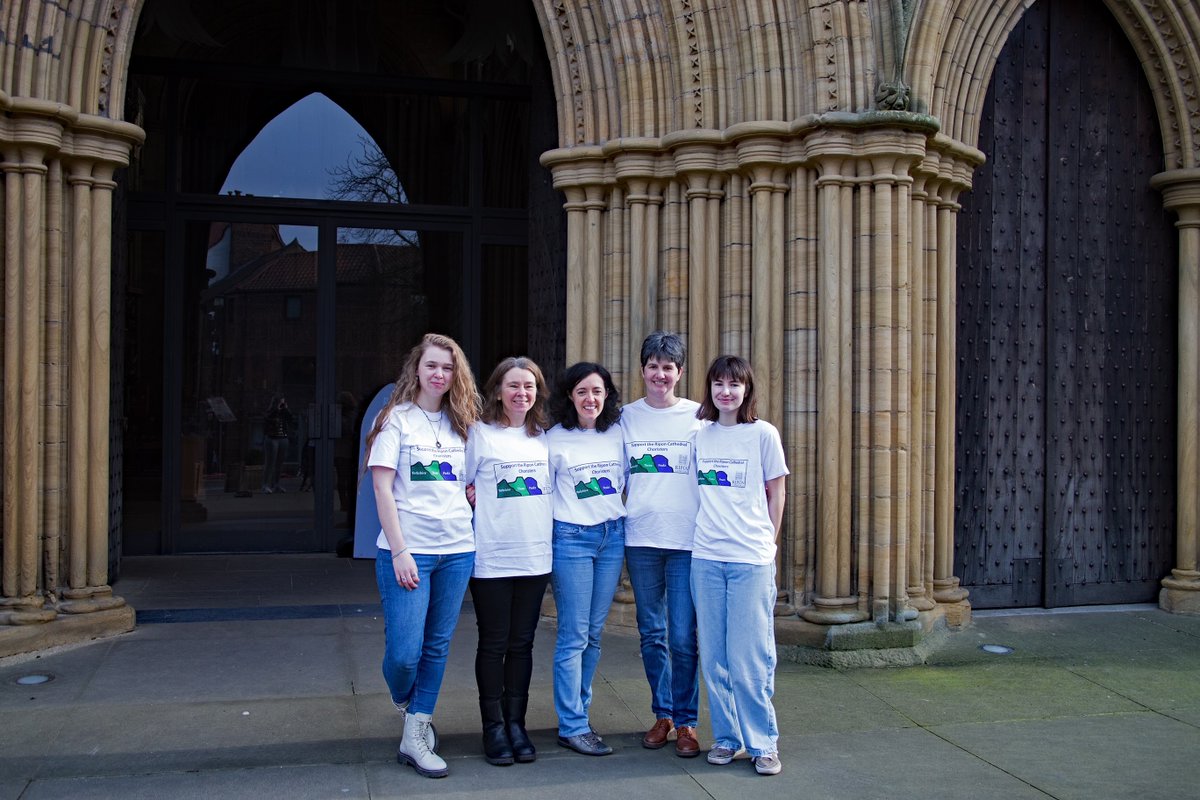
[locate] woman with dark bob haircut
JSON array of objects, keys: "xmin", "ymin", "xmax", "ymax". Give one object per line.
[
  {"xmin": 696, "ymin": 355, "xmax": 758, "ymax": 424},
  {"xmin": 545, "ymin": 362, "xmax": 627, "ymax": 756}
]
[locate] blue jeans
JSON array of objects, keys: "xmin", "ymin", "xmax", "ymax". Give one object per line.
[
  {"xmin": 625, "ymin": 546, "xmax": 699, "ymax": 727},
  {"xmin": 376, "ymin": 549, "xmax": 474, "ymax": 715},
  {"xmin": 551, "ymin": 517, "xmax": 626, "ymax": 737},
  {"xmin": 691, "ymin": 557, "xmax": 779, "ymax": 757}
]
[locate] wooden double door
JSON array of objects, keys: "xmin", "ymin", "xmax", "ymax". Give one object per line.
[{"xmin": 954, "ymin": 0, "xmax": 1178, "ymax": 608}]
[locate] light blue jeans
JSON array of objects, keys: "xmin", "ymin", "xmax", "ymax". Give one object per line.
[
  {"xmin": 376, "ymin": 549, "xmax": 474, "ymax": 715},
  {"xmin": 691, "ymin": 557, "xmax": 779, "ymax": 757},
  {"xmin": 551, "ymin": 517, "xmax": 626, "ymax": 737},
  {"xmin": 625, "ymin": 545, "xmax": 699, "ymax": 727}
]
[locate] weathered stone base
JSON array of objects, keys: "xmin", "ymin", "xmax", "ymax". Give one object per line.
[
  {"xmin": 0, "ymin": 605, "xmax": 136, "ymax": 661},
  {"xmin": 1159, "ymin": 584, "xmax": 1200, "ymax": 615},
  {"xmin": 775, "ymin": 604, "xmax": 970, "ymax": 668},
  {"xmin": 545, "ymin": 593, "xmax": 974, "ymax": 668}
]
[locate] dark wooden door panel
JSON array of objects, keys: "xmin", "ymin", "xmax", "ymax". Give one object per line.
[
  {"xmin": 955, "ymin": 2, "xmax": 1050, "ymax": 607},
  {"xmin": 955, "ymin": 0, "xmax": 1176, "ymax": 609}
]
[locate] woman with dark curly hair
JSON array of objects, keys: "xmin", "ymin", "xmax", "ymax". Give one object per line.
[{"xmin": 545, "ymin": 362, "xmax": 626, "ymax": 756}]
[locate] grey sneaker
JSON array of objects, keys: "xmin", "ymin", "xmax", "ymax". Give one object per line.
[
  {"xmin": 557, "ymin": 731, "xmax": 613, "ymax": 756},
  {"xmin": 754, "ymin": 753, "xmax": 782, "ymax": 775},
  {"xmin": 707, "ymin": 745, "xmax": 739, "ymax": 765}
]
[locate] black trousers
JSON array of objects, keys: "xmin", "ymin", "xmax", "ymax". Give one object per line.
[{"xmin": 469, "ymin": 573, "xmax": 551, "ymax": 703}]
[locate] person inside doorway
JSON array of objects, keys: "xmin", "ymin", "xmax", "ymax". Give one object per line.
[{"xmin": 261, "ymin": 394, "xmax": 294, "ymax": 494}]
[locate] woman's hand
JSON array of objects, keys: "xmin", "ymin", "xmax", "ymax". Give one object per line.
[
  {"xmin": 465, "ymin": 483, "xmax": 476, "ymax": 507},
  {"xmin": 392, "ymin": 550, "xmax": 420, "ymax": 590}
]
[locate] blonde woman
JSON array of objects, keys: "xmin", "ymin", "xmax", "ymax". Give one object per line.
[{"xmin": 364, "ymin": 333, "xmax": 480, "ymax": 779}]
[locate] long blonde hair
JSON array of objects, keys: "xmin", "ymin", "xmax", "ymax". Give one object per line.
[
  {"xmin": 363, "ymin": 333, "xmax": 481, "ymax": 463},
  {"xmin": 481, "ymin": 356, "xmax": 547, "ymax": 437}
]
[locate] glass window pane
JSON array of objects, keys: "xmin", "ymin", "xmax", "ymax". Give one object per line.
[
  {"xmin": 480, "ymin": 244, "xmax": 528, "ymax": 369},
  {"xmin": 482, "ymin": 97, "xmax": 531, "ymax": 209},
  {"xmin": 180, "ymin": 220, "xmax": 318, "ymax": 551},
  {"xmin": 122, "ymin": 230, "xmax": 166, "ymax": 554},
  {"xmin": 334, "ymin": 226, "xmax": 465, "ymax": 541}
]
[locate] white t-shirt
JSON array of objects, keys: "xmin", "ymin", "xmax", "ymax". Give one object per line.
[
  {"xmin": 546, "ymin": 424, "xmax": 626, "ymax": 526},
  {"xmin": 465, "ymin": 421, "xmax": 553, "ymax": 578},
  {"xmin": 693, "ymin": 420, "xmax": 789, "ymax": 565},
  {"xmin": 366, "ymin": 402, "xmax": 474, "ymax": 555},
  {"xmin": 620, "ymin": 397, "xmax": 704, "ymax": 550}
]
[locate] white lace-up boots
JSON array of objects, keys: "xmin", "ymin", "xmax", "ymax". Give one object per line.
[
  {"xmin": 394, "ymin": 700, "xmax": 438, "ymax": 751},
  {"xmin": 396, "ymin": 711, "xmax": 448, "ymax": 778}
]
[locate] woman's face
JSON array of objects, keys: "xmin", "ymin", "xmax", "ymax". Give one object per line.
[
  {"xmin": 571, "ymin": 372, "xmax": 607, "ymax": 429},
  {"xmin": 500, "ymin": 367, "xmax": 538, "ymax": 425},
  {"xmin": 642, "ymin": 357, "xmax": 681, "ymax": 405},
  {"xmin": 710, "ymin": 374, "xmax": 745, "ymax": 417},
  {"xmin": 417, "ymin": 345, "xmax": 455, "ymax": 402}
]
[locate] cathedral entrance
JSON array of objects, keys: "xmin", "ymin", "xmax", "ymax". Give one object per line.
[
  {"xmin": 118, "ymin": 1, "xmax": 561, "ymax": 554},
  {"xmin": 954, "ymin": 0, "xmax": 1178, "ymax": 607}
]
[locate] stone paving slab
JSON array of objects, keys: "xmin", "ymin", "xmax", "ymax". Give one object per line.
[
  {"xmin": 703, "ymin": 727, "xmax": 1050, "ymax": 800},
  {"xmin": 1065, "ymin": 647, "xmax": 1200, "ymax": 710},
  {"xmin": 77, "ymin": 631, "xmax": 353, "ymax": 704},
  {"xmin": 33, "ymin": 697, "xmax": 363, "ymax": 779},
  {"xmin": 18, "ymin": 763, "xmax": 372, "ymax": 800},
  {"xmin": 931, "ymin": 712, "xmax": 1200, "ymax": 800},
  {"xmin": 773, "ymin": 668, "xmax": 916, "ymax": 734},
  {"xmin": 844, "ymin": 659, "xmax": 1144, "ymax": 726}
]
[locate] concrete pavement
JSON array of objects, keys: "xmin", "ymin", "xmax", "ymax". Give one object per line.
[{"xmin": 1, "ymin": 554, "xmax": 1198, "ymax": 799}]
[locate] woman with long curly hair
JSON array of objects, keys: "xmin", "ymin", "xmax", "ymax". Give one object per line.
[
  {"xmin": 363, "ymin": 332, "xmax": 480, "ymax": 779},
  {"xmin": 464, "ymin": 356, "xmax": 553, "ymax": 767},
  {"xmin": 546, "ymin": 362, "xmax": 625, "ymax": 756}
]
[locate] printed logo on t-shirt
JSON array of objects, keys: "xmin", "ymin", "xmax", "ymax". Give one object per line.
[
  {"xmin": 494, "ymin": 460, "xmax": 550, "ymax": 498},
  {"xmin": 409, "ymin": 445, "xmax": 464, "ymax": 481},
  {"xmin": 628, "ymin": 440, "xmax": 692, "ymax": 474},
  {"xmin": 568, "ymin": 459, "xmax": 623, "ymax": 499},
  {"xmin": 696, "ymin": 457, "xmax": 748, "ymax": 488}
]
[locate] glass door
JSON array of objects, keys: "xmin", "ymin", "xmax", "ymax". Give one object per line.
[
  {"xmin": 328, "ymin": 225, "xmax": 466, "ymax": 550},
  {"xmin": 175, "ymin": 219, "xmax": 320, "ymax": 552}
]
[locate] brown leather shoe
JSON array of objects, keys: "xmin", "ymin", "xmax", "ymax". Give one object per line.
[
  {"xmin": 642, "ymin": 718, "xmax": 673, "ymax": 749},
  {"xmin": 674, "ymin": 726, "xmax": 700, "ymax": 757}
]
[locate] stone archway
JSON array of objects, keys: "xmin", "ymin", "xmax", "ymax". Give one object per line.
[{"xmin": 5, "ymin": 0, "xmax": 1200, "ymax": 658}]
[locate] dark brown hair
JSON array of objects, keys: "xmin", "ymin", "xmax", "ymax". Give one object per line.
[
  {"xmin": 696, "ymin": 355, "xmax": 758, "ymax": 424},
  {"xmin": 481, "ymin": 356, "xmax": 548, "ymax": 437}
]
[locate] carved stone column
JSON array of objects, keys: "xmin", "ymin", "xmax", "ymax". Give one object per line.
[
  {"xmin": 926, "ymin": 137, "xmax": 979, "ymax": 625},
  {"xmin": 0, "ymin": 99, "xmax": 141, "ymax": 656},
  {"xmin": 804, "ymin": 134, "xmax": 866, "ymax": 625},
  {"xmin": 1152, "ymin": 168, "xmax": 1200, "ymax": 614},
  {"xmin": 0, "ymin": 134, "xmax": 54, "ymax": 626},
  {"xmin": 545, "ymin": 149, "xmax": 608, "ymax": 364}
]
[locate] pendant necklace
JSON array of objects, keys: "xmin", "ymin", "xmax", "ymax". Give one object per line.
[{"xmin": 418, "ymin": 406, "xmax": 443, "ymax": 449}]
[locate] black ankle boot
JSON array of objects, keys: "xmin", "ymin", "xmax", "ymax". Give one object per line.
[
  {"xmin": 503, "ymin": 694, "xmax": 536, "ymax": 763},
  {"xmin": 480, "ymin": 699, "xmax": 514, "ymax": 766}
]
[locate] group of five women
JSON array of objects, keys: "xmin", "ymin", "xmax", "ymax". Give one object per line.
[{"xmin": 362, "ymin": 330, "xmax": 789, "ymax": 780}]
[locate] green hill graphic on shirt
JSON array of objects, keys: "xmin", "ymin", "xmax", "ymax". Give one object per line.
[
  {"xmin": 697, "ymin": 469, "xmax": 732, "ymax": 487},
  {"xmin": 629, "ymin": 453, "xmax": 675, "ymax": 473},
  {"xmin": 574, "ymin": 477, "xmax": 618, "ymax": 499},
  {"xmin": 410, "ymin": 460, "xmax": 458, "ymax": 481},
  {"xmin": 496, "ymin": 476, "xmax": 544, "ymax": 497}
]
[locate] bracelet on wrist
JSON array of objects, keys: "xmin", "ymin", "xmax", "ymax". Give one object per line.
[{"xmin": 391, "ymin": 547, "xmax": 408, "ymax": 559}]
